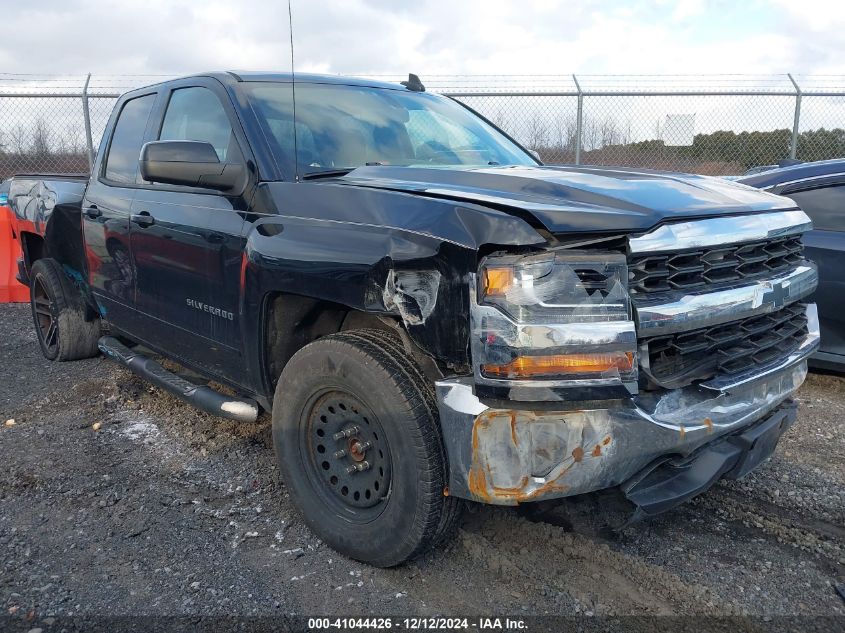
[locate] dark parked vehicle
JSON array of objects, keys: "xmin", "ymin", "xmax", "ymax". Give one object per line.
[
  {"xmin": 9, "ymin": 72, "xmax": 819, "ymax": 566},
  {"xmin": 740, "ymin": 158, "xmax": 803, "ymax": 177},
  {"xmin": 740, "ymin": 159, "xmax": 845, "ymax": 369}
]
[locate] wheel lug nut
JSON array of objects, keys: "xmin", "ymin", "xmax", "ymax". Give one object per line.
[
  {"xmin": 346, "ymin": 460, "xmax": 370, "ymax": 474},
  {"xmin": 356, "ymin": 441, "xmax": 372, "ymax": 452},
  {"xmin": 333, "ymin": 449, "xmax": 347, "ymax": 459},
  {"xmin": 333, "ymin": 426, "xmax": 359, "ymax": 441}
]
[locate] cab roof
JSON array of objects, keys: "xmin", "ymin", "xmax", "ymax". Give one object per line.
[
  {"xmin": 120, "ymin": 72, "xmax": 414, "ymax": 102},
  {"xmin": 178, "ymin": 71, "xmax": 406, "ymax": 92}
]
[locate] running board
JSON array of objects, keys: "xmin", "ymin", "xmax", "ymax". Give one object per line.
[{"xmin": 98, "ymin": 336, "xmax": 259, "ymax": 423}]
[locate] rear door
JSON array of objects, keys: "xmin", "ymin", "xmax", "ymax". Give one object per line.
[
  {"xmin": 82, "ymin": 91, "xmax": 158, "ymax": 330},
  {"xmin": 129, "ymin": 79, "xmax": 252, "ymax": 384},
  {"xmin": 780, "ymin": 179, "xmax": 845, "ymax": 360}
]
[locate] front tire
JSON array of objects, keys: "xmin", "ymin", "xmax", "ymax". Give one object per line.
[
  {"xmin": 272, "ymin": 329, "xmax": 461, "ymax": 567},
  {"xmin": 29, "ymin": 258, "xmax": 100, "ymax": 361}
]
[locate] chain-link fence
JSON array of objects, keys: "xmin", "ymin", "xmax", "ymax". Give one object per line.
[
  {"xmin": 2, "ymin": 73, "xmax": 844, "ymax": 179},
  {"xmin": 425, "ymin": 74, "xmax": 845, "ymax": 174},
  {"xmin": 0, "ymin": 74, "xmax": 164, "ymax": 178}
]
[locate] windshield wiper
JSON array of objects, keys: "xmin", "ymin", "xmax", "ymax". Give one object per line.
[{"xmin": 301, "ymin": 168, "xmax": 355, "ymax": 180}]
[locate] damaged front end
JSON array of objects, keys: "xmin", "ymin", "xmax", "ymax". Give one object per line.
[
  {"xmin": 436, "ymin": 210, "xmax": 820, "ymax": 515},
  {"xmin": 436, "ymin": 356, "xmax": 808, "ymax": 506}
]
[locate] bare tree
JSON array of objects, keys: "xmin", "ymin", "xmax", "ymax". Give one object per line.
[
  {"xmin": 621, "ymin": 119, "xmax": 633, "ymax": 146},
  {"xmin": 491, "ymin": 108, "xmax": 514, "ymax": 136},
  {"xmin": 8, "ymin": 124, "xmax": 28, "ymax": 155},
  {"xmin": 583, "ymin": 116, "xmax": 600, "ymax": 152},
  {"xmin": 597, "ymin": 115, "xmax": 621, "ymax": 148},
  {"xmin": 653, "ymin": 117, "xmax": 664, "ymax": 142},
  {"xmin": 525, "ymin": 113, "xmax": 550, "ymax": 151},
  {"xmin": 31, "ymin": 118, "xmax": 53, "ymax": 157},
  {"xmin": 58, "ymin": 123, "xmax": 85, "ymax": 155},
  {"xmin": 549, "ymin": 115, "xmax": 577, "ymax": 162}
]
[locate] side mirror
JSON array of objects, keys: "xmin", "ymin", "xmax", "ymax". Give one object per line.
[{"xmin": 139, "ymin": 140, "xmax": 243, "ymax": 191}]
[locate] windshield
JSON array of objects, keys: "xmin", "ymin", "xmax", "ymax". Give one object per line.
[{"xmin": 240, "ymin": 81, "xmax": 537, "ymax": 178}]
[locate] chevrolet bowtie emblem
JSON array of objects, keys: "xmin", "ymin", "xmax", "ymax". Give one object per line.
[{"xmin": 763, "ymin": 280, "xmax": 788, "ymax": 307}]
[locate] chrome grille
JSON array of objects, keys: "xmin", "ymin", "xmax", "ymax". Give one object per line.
[
  {"xmin": 629, "ymin": 235, "xmax": 804, "ymax": 295},
  {"xmin": 644, "ymin": 302, "xmax": 808, "ymax": 389}
]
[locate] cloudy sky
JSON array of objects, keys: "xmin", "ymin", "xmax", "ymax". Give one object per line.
[{"xmin": 0, "ymin": 0, "xmax": 843, "ymax": 79}]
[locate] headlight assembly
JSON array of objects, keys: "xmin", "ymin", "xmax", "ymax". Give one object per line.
[{"xmin": 471, "ymin": 250, "xmax": 638, "ymax": 399}]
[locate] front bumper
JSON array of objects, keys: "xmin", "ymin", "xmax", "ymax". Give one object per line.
[
  {"xmin": 435, "ymin": 304, "xmax": 818, "ymax": 506},
  {"xmin": 622, "ymin": 401, "xmax": 797, "ymax": 520}
]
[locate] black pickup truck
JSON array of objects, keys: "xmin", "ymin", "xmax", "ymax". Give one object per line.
[{"xmin": 9, "ymin": 72, "xmax": 819, "ymax": 567}]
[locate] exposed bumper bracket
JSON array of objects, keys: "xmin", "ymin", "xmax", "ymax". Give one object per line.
[{"xmin": 621, "ymin": 401, "xmax": 797, "ymax": 521}]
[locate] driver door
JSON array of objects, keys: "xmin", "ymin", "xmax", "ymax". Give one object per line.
[{"xmin": 129, "ymin": 81, "xmax": 252, "ymax": 383}]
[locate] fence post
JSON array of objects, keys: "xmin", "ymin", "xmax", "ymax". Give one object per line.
[
  {"xmin": 573, "ymin": 74, "xmax": 583, "ymax": 165},
  {"xmin": 788, "ymin": 73, "xmax": 801, "ymax": 160},
  {"xmin": 81, "ymin": 73, "xmax": 94, "ymax": 173}
]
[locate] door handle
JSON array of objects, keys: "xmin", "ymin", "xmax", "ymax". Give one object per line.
[
  {"xmin": 84, "ymin": 205, "xmax": 102, "ymax": 219},
  {"xmin": 205, "ymin": 231, "xmax": 225, "ymax": 244},
  {"xmin": 131, "ymin": 211, "xmax": 155, "ymax": 228}
]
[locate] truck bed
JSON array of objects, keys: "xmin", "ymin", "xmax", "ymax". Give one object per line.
[{"xmin": 8, "ymin": 174, "xmax": 89, "ymax": 281}]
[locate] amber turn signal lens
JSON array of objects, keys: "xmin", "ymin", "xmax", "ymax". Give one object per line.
[
  {"xmin": 482, "ymin": 352, "xmax": 634, "ymax": 378},
  {"xmin": 482, "ymin": 267, "xmax": 514, "ymax": 297}
]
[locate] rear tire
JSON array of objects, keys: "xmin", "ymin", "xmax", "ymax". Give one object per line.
[
  {"xmin": 29, "ymin": 258, "xmax": 100, "ymax": 361},
  {"xmin": 272, "ymin": 329, "xmax": 461, "ymax": 567}
]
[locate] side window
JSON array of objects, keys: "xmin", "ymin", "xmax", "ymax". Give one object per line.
[
  {"xmin": 786, "ymin": 184, "xmax": 845, "ymax": 232},
  {"xmin": 104, "ymin": 94, "xmax": 156, "ymax": 184},
  {"xmin": 159, "ymin": 87, "xmax": 239, "ymax": 162}
]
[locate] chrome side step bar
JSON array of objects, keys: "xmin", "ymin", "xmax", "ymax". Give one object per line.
[{"xmin": 97, "ymin": 336, "xmax": 260, "ymax": 423}]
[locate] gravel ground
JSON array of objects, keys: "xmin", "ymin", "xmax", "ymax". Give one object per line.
[{"xmin": 1, "ymin": 302, "xmax": 844, "ymax": 623}]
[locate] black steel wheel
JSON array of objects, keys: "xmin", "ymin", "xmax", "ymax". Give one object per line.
[
  {"xmin": 28, "ymin": 258, "xmax": 101, "ymax": 361},
  {"xmin": 272, "ymin": 328, "xmax": 461, "ymax": 567},
  {"xmin": 302, "ymin": 389, "xmax": 392, "ymax": 519}
]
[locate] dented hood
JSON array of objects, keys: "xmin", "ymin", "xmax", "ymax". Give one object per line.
[{"xmin": 335, "ymin": 164, "xmax": 797, "ymax": 234}]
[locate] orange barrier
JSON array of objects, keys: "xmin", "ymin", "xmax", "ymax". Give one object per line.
[{"xmin": 1, "ymin": 204, "xmax": 29, "ymax": 303}]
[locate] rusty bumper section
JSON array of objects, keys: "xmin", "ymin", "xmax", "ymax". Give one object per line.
[{"xmin": 435, "ymin": 361, "xmax": 807, "ymax": 505}]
